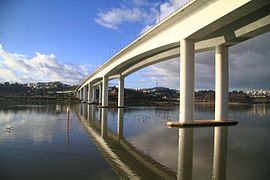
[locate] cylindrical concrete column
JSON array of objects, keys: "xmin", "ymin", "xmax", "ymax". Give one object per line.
[
  {"xmin": 88, "ymin": 83, "xmax": 93, "ymax": 104},
  {"xmin": 86, "ymin": 86, "xmax": 89, "ymax": 103},
  {"xmin": 79, "ymin": 90, "xmax": 82, "ymax": 101},
  {"xmin": 180, "ymin": 39, "xmax": 195, "ymax": 122},
  {"xmin": 83, "ymin": 87, "xmax": 86, "ymax": 102},
  {"xmin": 99, "ymin": 82, "xmax": 102, "ymax": 104},
  {"xmin": 93, "ymin": 86, "xmax": 97, "ymax": 103},
  {"xmin": 102, "ymin": 76, "xmax": 109, "ymax": 107},
  {"xmin": 82, "ymin": 88, "xmax": 85, "ymax": 101},
  {"xmin": 215, "ymin": 45, "xmax": 228, "ymax": 121},
  {"xmin": 118, "ymin": 75, "xmax": 125, "ymax": 107}
]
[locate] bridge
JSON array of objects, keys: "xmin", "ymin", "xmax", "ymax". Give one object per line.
[{"xmin": 76, "ymin": 0, "xmax": 270, "ymax": 123}]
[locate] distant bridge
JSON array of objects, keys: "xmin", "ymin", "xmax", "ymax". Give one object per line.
[{"xmin": 76, "ymin": 0, "xmax": 270, "ymax": 122}]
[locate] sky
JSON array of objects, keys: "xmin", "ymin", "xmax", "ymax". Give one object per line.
[{"xmin": 0, "ymin": 0, "xmax": 269, "ymax": 90}]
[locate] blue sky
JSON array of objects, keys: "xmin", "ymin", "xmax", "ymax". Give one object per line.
[{"xmin": 0, "ymin": 0, "xmax": 270, "ymax": 90}]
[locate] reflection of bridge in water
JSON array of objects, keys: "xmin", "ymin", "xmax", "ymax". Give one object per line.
[{"xmin": 74, "ymin": 104, "xmax": 229, "ymax": 180}]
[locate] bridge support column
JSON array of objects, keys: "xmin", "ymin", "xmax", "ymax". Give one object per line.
[
  {"xmin": 93, "ymin": 86, "xmax": 97, "ymax": 103},
  {"xmin": 83, "ymin": 87, "xmax": 87, "ymax": 103},
  {"xmin": 99, "ymin": 82, "xmax": 102, "ymax": 104},
  {"xmin": 118, "ymin": 75, "xmax": 125, "ymax": 107},
  {"xmin": 88, "ymin": 83, "xmax": 93, "ymax": 104},
  {"xmin": 215, "ymin": 45, "xmax": 228, "ymax": 121},
  {"xmin": 80, "ymin": 89, "xmax": 83, "ymax": 101},
  {"xmin": 180, "ymin": 39, "xmax": 195, "ymax": 122},
  {"xmin": 102, "ymin": 76, "xmax": 108, "ymax": 107}
]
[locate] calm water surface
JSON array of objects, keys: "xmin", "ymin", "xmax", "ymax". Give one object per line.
[{"xmin": 0, "ymin": 103, "xmax": 269, "ymax": 179}]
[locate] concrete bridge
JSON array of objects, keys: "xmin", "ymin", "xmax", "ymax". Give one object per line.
[{"xmin": 76, "ymin": 0, "xmax": 270, "ymax": 122}]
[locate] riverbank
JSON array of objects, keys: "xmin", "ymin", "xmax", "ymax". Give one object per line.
[{"xmin": 0, "ymin": 95, "xmax": 80, "ymax": 104}]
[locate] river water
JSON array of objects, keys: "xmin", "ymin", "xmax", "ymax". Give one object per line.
[{"xmin": 0, "ymin": 102, "xmax": 269, "ymax": 179}]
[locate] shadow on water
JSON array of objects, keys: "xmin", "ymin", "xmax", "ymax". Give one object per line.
[{"xmin": 75, "ymin": 104, "xmax": 229, "ymax": 180}]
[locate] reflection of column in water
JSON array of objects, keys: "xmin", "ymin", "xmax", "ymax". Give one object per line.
[
  {"xmin": 177, "ymin": 129, "xmax": 194, "ymax": 180},
  {"xmin": 117, "ymin": 108, "xmax": 124, "ymax": 139},
  {"xmin": 87, "ymin": 105, "xmax": 91, "ymax": 121},
  {"xmin": 99, "ymin": 108, "xmax": 102, "ymax": 121},
  {"xmin": 101, "ymin": 108, "xmax": 108, "ymax": 138},
  {"xmin": 262, "ymin": 104, "xmax": 266, "ymax": 116},
  {"xmin": 84, "ymin": 104, "xmax": 88, "ymax": 119},
  {"xmin": 212, "ymin": 127, "xmax": 228, "ymax": 180},
  {"xmin": 82, "ymin": 104, "xmax": 85, "ymax": 117},
  {"xmin": 92, "ymin": 105, "xmax": 96, "ymax": 120},
  {"xmin": 66, "ymin": 108, "xmax": 70, "ymax": 149},
  {"xmin": 80, "ymin": 103, "xmax": 83, "ymax": 116},
  {"xmin": 256, "ymin": 104, "xmax": 266, "ymax": 117}
]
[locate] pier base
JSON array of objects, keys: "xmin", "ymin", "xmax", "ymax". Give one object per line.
[{"xmin": 167, "ymin": 120, "xmax": 238, "ymax": 128}]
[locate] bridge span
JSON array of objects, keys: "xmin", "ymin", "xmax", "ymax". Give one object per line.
[{"xmin": 76, "ymin": 0, "xmax": 270, "ymax": 122}]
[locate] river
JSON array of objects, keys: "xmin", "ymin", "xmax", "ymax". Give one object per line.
[{"xmin": 0, "ymin": 102, "xmax": 269, "ymax": 179}]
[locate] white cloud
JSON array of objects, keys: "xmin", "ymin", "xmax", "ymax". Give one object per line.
[
  {"xmin": 132, "ymin": 0, "xmax": 150, "ymax": 7},
  {"xmin": 138, "ymin": 0, "xmax": 188, "ymax": 34},
  {"xmin": 0, "ymin": 44, "xmax": 91, "ymax": 85},
  {"xmin": 95, "ymin": 7, "xmax": 152, "ymax": 30},
  {"xmin": 159, "ymin": 0, "xmax": 186, "ymax": 21},
  {"xmin": 94, "ymin": 0, "xmax": 188, "ymax": 31}
]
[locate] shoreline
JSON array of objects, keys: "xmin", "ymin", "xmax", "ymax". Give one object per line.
[{"xmin": 0, "ymin": 96, "xmax": 268, "ymax": 105}]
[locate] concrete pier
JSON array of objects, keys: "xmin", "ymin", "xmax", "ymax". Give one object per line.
[
  {"xmin": 83, "ymin": 87, "xmax": 87, "ymax": 103},
  {"xmin": 215, "ymin": 45, "xmax": 229, "ymax": 121},
  {"xmin": 118, "ymin": 76, "xmax": 125, "ymax": 107},
  {"xmin": 180, "ymin": 39, "xmax": 195, "ymax": 122},
  {"xmin": 93, "ymin": 86, "xmax": 97, "ymax": 103},
  {"xmin": 80, "ymin": 90, "xmax": 83, "ymax": 101},
  {"xmin": 99, "ymin": 82, "xmax": 102, "ymax": 104},
  {"xmin": 88, "ymin": 83, "xmax": 93, "ymax": 104},
  {"xmin": 102, "ymin": 76, "xmax": 108, "ymax": 107}
]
